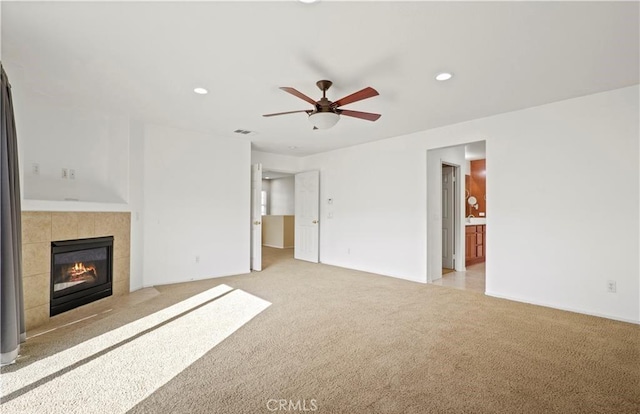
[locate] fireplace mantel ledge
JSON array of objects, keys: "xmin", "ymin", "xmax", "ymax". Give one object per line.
[{"xmin": 22, "ymin": 199, "xmax": 129, "ymax": 213}]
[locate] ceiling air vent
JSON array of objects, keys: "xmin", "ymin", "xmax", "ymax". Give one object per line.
[{"xmin": 233, "ymin": 129, "xmax": 256, "ymax": 136}]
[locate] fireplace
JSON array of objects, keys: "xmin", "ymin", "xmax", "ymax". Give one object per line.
[{"xmin": 50, "ymin": 236, "xmax": 114, "ymax": 316}]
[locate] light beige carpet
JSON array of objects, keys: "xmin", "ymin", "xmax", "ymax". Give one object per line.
[{"xmin": 2, "ymin": 247, "xmax": 639, "ymax": 413}]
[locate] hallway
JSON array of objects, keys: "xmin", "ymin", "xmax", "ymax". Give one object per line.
[{"xmin": 433, "ymin": 263, "xmax": 485, "ymax": 293}]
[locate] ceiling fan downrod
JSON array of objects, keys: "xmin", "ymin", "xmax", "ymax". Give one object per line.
[{"xmin": 316, "ymin": 80, "xmax": 332, "ymax": 99}]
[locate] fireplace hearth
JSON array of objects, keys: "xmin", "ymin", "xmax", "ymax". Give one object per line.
[{"xmin": 50, "ymin": 236, "xmax": 114, "ymax": 316}]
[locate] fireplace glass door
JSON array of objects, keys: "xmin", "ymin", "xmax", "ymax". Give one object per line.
[
  {"xmin": 52, "ymin": 247, "xmax": 109, "ymax": 298},
  {"xmin": 50, "ymin": 236, "xmax": 113, "ymax": 316}
]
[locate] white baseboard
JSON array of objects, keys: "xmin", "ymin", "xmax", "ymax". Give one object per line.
[{"xmin": 485, "ymin": 291, "xmax": 640, "ymax": 325}]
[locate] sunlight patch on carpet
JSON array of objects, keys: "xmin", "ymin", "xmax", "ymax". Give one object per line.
[
  {"xmin": 2, "ymin": 289, "xmax": 270, "ymax": 413},
  {"xmin": 2, "ymin": 284, "xmax": 234, "ymax": 398}
]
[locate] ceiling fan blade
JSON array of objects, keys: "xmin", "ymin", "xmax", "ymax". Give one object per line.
[
  {"xmin": 339, "ymin": 109, "xmax": 381, "ymax": 122},
  {"xmin": 280, "ymin": 87, "xmax": 318, "ymax": 106},
  {"xmin": 332, "ymin": 87, "xmax": 379, "ymax": 108},
  {"xmin": 263, "ymin": 110, "xmax": 311, "ymax": 117}
]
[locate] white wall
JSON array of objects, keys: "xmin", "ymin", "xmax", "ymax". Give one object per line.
[
  {"xmin": 484, "ymin": 87, "xmax": 639, "ymax": 323},
  {"xmin": 11, "ymin": 58, "xmax": 638, "ymax": 322},
  {"xmin": 303, "ymin": 139, "xmax": 428, "ymax": 282},
  {"xmin": 128, "ymin": 120, "xmax": 145, "ymax": 291},
  {"xmin": 142, "ymin": 124, "xmax": 250, "ymax": 286},
  {"xmin": 11, "ymin": 67, "xmax": 252, "ymax": 291},
  {"xmin": 12, "ymin": 84, "xmax": 144, "ymax": 290},
  {"xmin": 253, "ymin": 151, "xmax": 298, "ymax": 217},
  {"xmin": 302, "ymin": 86, "xmax": 639, "ymax": 323},
  {"xmin": 107, "ymin": 117, "xmax": 130, "ymax": 203},
  {"xmin": 269, "ymin": 176, "xmax": 295, "ymax": 215},
  {"xmin": 13, "ymin": 89, "xmax": 129, "ymax": 204},
  {"xmin": 252, "ymin": 150, "xmax": 301, "ymax": 174},
  {"xmin": 261, "ymin": 179, "xmax": 271, "ymax": 215}
]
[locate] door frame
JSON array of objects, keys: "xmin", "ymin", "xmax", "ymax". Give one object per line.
[
  {"xmin": 294, "ymin": 170, "xmax": 320, "ymax": 263},
  {"xmin": 426, "ymin": 140, "xmax": 487, "ymax": 283},
  {"xmin": 441, "ymin": 163, "xmax": 458, "ymax": 270},
  {"xmin": 426, "ymin": 147, "xmax": 466, "ymax": 283},
  {"xmin": 248, "ymin": 166, "xmax": 314, "ymax": 266},
  {"xmin": 250, "ymin": 163, "xmax": 262, "ymax": 271}
]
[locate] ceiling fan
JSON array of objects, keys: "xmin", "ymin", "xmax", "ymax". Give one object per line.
[{"xmin": 263, "ymin": 80, "xmax": 381, "ymax": 130}]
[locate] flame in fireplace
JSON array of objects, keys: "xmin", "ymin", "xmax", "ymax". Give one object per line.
[
  {"xmin": 68, "ymin": 262, "xmax": 97, "ymax": 281},
  {"xmin": 54, "ymin": 261, "xmax": 100, "ymax": 292}
]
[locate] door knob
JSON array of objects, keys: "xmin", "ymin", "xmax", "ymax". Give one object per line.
[
  {"xmin": 254, "ymin": 221, "xmax": 261, "ymax": 225},
  {"xmin": 312, "ymin": 220, "xmax": 318, "ymax": 224}
]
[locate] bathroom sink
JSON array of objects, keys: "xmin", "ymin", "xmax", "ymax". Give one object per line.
[{"xmin": 465, "ymin": 217, "xmax": 486, "ymax": 225}]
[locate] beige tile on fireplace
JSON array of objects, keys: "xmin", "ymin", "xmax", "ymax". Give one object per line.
[
  {"xmin": 25, "ymin": 303, "xmax": 49, "ymax": 331},
  {"xmin": 22, "ymin": 273, "xmax": 50, "ymax": 309},
  {"xmin": 51, "ymin": 212, "xmax": 79, "ymax": 241},
  {"xmin": 21, "ymin": 210, "xmax": 131, "ymax": 331},
  {"xmin": 113, "ymin": 234, "xmax": 131, "ymax": 260},
  {"xmin": 94, "ymin": 212, "xmax": 118, "ymax": 237},
  {"xmin": 113, "ymin": 256, "xmax": 130, "ymax": 288},
  {"xmin": 23, "ymin": 242, "xmax": 50, "ymax": 277},
  {"xmin": 77, "ymin": 212, "xmax": 96, "ymax": 238},
  {"xmin": 114, "ymin": 213, "xmax": 131, "ymax": 236},
  {"xmin": 113, "ymin": 280, "xmax": 130, "ymax": 297},
  {"xmin": 22, "ymin": 212, "xmax": 51, "ymax": 243}
]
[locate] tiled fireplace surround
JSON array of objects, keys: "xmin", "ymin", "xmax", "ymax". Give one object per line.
[{"xmin": 21, "ymin": 211, "xmax": 131, "ymax": 330}]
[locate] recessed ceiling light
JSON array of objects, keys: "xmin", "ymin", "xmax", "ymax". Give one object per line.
[
  {"xmin": 265, "ymin": 176, "xmax": 270, "ymax": 179},
  {"xmin": 299, "ymin": 0, "xmax": 318, "ymax": 3},
  {"xmin": 435, "ymin": 72, "xmax": 453, "ymax": 81},
  {"xmin": 193, "ymin": 87, "xmax": 208, "ymax": 95},
  {"xmin": 288, "ymin": 146, "xmax": 298, "ymax": 150}
]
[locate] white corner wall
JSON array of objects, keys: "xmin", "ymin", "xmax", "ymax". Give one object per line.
[
  {"xmin": 142, "ymin": 124, "xmax": 250, "ymax": 286},
  {"xmin": 128, "ymin": 120, "xmax": 145, "ymax": 292},
  {"xmin": 10, "ymin": 65, "xmax": 252, "ymax": 291},
  {"xmin": 301, "ymin": 85, "xmax": 639, "ymax": 322},
  {"xmin": 13, "ymin": 89, "xmax": 129, "ymax": 204},
  {"xmin": 484, "ymin": 86, "xmax": 639, "ymax": 323},
  {"xmin": 270, "ymin": 176, "xmax": 295, "ymax": 215}
]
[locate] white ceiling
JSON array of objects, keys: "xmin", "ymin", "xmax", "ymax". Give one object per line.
[{"xmin": 2, "ymin": 1, "xmax": 638, "ymax": 156}]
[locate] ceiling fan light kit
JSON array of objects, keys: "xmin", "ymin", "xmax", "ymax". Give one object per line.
[
  {"xmin": 308, "ymin": 112, "xmax": 339, "ymax": 129},
  {"xmin": 264, "ymin": 79, "xmax": 381, "ymax": 130}
]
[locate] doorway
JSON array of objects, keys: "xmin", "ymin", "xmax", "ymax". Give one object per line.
[
  {"xmin": 254, "ymin": 168, "xmax": 296, "ymax": 270},
  {"xmin": 251, "ymin": 167, "xmax": 321, "ymax": 270},
  {"xmin": 441, "ymin": 164, "xmax": 457, "ymax": 274},
  {"xmin": 427, "ymin": 141, "xmax": 487, "ymax": 292}
]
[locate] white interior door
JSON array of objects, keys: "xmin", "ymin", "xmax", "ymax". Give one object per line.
[
  {"xmin": 442, "ymin": 165, "xmax": 455, "ymax": 269},
  {"xmin": 251, "ymin": 164, "xmax": 262, "ymax": 271},
  {"xmin": 295, "ymin": 170, "xmax": 320, "ymax": 263}
]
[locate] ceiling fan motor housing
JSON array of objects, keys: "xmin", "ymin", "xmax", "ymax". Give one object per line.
[
  {"xmin": 317, "ymin": 97, "xmax": 335, "ymax": 113},
  {"xmin": 263, "ymin": 79, "xmax": 381, "ymax": 125}
]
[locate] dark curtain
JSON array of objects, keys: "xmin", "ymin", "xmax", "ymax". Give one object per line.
[{"xmin": 0, "ymin": 64, "xmax": 25, "ymax": 365}]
